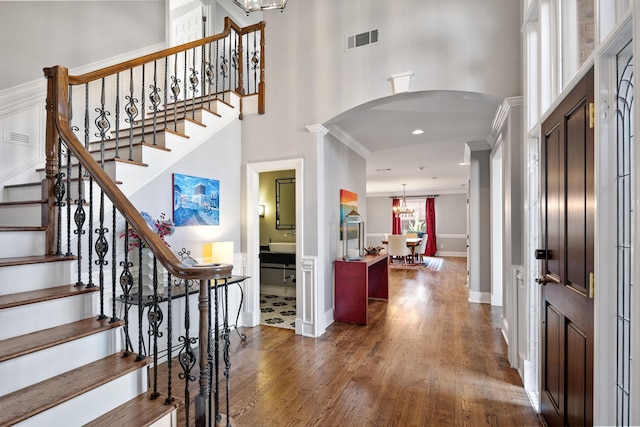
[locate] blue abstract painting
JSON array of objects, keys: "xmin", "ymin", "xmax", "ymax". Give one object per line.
[{"xmin": 172, "ymin": 173, "xmax": 220, "ymax": 226}]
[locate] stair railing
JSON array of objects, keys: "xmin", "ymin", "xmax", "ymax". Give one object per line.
[{"xmin": 43, "ymin": 17, "xmax": 263, "ymax": 426}]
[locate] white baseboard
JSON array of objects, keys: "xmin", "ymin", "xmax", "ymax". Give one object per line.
[
  {"xmin": 468, "ymin": 291, "xmax": 491, "ymax": 304},
  {"xmin": 435, "ymin": 251, "xmax": 467, "ymax": 257}
]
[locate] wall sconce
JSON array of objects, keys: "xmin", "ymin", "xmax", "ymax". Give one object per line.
[
  {"xmin": 258, "ymin": 204, "xmax": 265, "ymax": 217},
  {"xmin": 202, "ymin": 241, "xmax": 234, "ymax": 266}
]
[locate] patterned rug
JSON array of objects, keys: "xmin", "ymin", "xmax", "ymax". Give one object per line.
[
  {"xmin": 389, "ymin": 256, "xmax": 444, "ymax": 271},
  {"xmin": 260, "ymin": 294, "xmax": 296, "ymax": 330}
]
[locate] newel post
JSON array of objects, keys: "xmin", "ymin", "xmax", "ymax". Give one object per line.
[
  {"xmin": 42, "ymin": 66, "xmax": 68, "ymax": 256},
  {"xmin": 196, "ymin": 278, "xmax": 211, "ymax": 427}
]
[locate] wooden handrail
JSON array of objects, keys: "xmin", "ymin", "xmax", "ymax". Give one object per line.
[
  {"xmin": 67, "ymin": 17, "xmax": 265, "ymax": 86},
  {"xmin": 44, "ymin": 65, "xmax": 231, "ymax": 281}
]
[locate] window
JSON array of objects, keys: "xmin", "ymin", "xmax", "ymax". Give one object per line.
[{"xmin": 400, "ymin": 199, "xmax": 426, "ymax": 235}]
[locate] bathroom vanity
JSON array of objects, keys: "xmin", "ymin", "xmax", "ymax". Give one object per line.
[{"xmin": 259, "ymin": 242, "xmax": 296, "ymax": 291}]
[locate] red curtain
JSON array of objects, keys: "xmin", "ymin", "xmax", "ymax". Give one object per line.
[
  {"xmin": 392, "ymin": 198, "xmax": 401, "ymax": 234},
  {"xmin": 424, "ymin": 197, "xmax": 437, "ymax": 256}
]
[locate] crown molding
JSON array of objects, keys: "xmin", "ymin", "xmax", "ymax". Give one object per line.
[
  {"xmin": 305, "ymin": 124, "xmax": 329, "ymax": 135},
  {"xmin": 487, "ymin": 96, "xmax": 523, "ymax": 146},
  {"xmin": 323, "ymin": 124, "xmax": 371, "ymax": 159}
]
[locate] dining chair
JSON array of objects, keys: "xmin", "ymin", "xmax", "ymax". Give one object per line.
[
  {"xmin": 387, "ymin": 234, "xmax": 412, "ymax": 264},
  {"xmin": 415, "ymin": 235, "xmax": 428, "ymax": 263},
  {"xmin": 382, "ymin": 233, "xmax": 389, "ymax": 252}
]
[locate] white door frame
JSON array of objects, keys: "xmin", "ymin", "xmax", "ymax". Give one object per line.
[
  {"xmin": 490, "ymin": 139, "xmax": 504, "ymax": 308},
  {"xmin": 246, "ymin": 159, "xmax": 304, "ymax": 334}
]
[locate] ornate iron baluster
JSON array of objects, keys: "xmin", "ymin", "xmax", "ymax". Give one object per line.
[
  {"xmin": 125, "ymin": 69, "xmax": 139, "ymax": 162},
  {"xmin": 114, "ymin": 73, "xmax": 121, "ymax": 158},
  {"xmin": 148, "ymin": 254, "xmax": 163, "ymax": 399},
  {"xmin": 86, "ymin": 176, "xmax": 95, "ymax": 289},
  {"xmin": 164, "ymin": 271, "xmax": 175, "ymax": 405},
  {"xmin": 54, "ymin": 136, "xmax": 65, "ymax": 256},
  {"xmin": 214, "ymin": 277, "xmax": 220, "ymax": 424},
  {"xmin": 178, "ymin": 277, "xmax": 197, "ymax": 427},
  {"xmin": 164, "ymin": 57, "xmax": 169, "ymax": 131},
  {"xmin": 205, "ymin": 42, "xmax": 215, "ymax": 110},
  {"xmin": 183, "ymin": 50, "xmax": 188, "ymax": 122},
  {"xmin": 149, "ymin": 61, "xmax": 161, "ymax": 147},
  {"xmin": 136, "ymin": 241, "xmax": 146, "ymax": 361},
  {"xmin": 170, "ymin": 54, "xmax": 181, "ymax": 132},
  {"xmin": 140, "ymin": 64, "xmax": 146, "ymax": 145},
  {"xmin": 190, "ymin": 47, "xmax": 199, "ymax": 119},
  {"xmin": 119, "ymin": 222, "xmax": 134, "ymax": 355},
  {"xmin": 251, "ymin": 32, "xmax": 260, "ymax": 94},
  {"xmin": 110, "ymin": 208, "xmax": 118, "ymax": 323},
  {"xmin": 223, "ymin": 278, "xmax": 231, "ymax": 427},
  {"xmin": 74, "ymin": 164, "xmax": 86, "ymax": 287},
  {"xmin": 94, "ymin": 190, "xmax": 108, "ymax": 317},
  {"xmin": 220, "ymin": 37, "xmax": 228, "ymax": 102}
]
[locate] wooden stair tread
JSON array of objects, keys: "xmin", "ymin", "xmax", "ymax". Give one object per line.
[
  {"xmin": 0, "ymin": 352, "xmax": 149, "ymax": 427},
  {"xmin": 0, "ymin": 226, "xmax": 46, "ymax": 232},
  {"xmin": 0, "ymin": 254, "xmax": 76, "ymax": 268},
  {"xmin": 0, "ymin": 317, "xmax": 123, "ymax": 363},
  {"xmin": 0, "ymin": 284, "xmax": 98, "ymax": 310},
  {"xmin": 83, "ymin": 391, "xmax": 182, "ymax": 427}
]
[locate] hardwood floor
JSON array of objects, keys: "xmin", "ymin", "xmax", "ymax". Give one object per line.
[{"xmin": 162, "ymin": 256, "xmax": 541, "ymax": 426}]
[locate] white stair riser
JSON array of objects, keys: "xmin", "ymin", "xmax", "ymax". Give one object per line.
[
  {"xmin": 0, "ymin": 328, "xmax": 122, "ymax": 397},
  {"xmin": 0, "ymin": 204, "xmax": 42, "ymax": 227},
  {"xmin": 0, "ymin": 293, "xmax": 97, "ymax": 341},
  {"xmin": 37, "ymin": 162, "xmax": 117, "ymax": 183},
  {"xmin": 0, "ymin": 230, "xmax": 46, "ymax": 257},
  {"xmin": 15, "ymin": 367, "xmax": 148, "ymax": 427},
  {"xmin": 0, "ymin": 261, "xmax": 74, "ymax": 294},
  {"xmin": 5, "ymin": 180, "xmax": 96, "ymax": 204},
  {"xmin": 4, "ymin": 185, "xmax": 42, "ymax": 202}
]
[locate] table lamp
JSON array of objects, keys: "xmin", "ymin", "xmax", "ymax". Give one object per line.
[{"xmin": 203, "ymin": 241, "xmax": 234, "ymax": 265}]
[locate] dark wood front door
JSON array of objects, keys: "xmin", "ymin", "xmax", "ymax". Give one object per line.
[{"xmin": 540, "ymin": 67, "xmax": 594, "ymax": 427}]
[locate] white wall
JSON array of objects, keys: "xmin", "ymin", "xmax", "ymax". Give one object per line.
[
  {"xmin": 0, "ymin": 1, "xmax": 165, "ymax": 91},
  {"xmin": 323, "ymin": 133, "xmax": 367, "ymax": 315},
  {"xmin": 365, "ymin": 193, "xmax": 467, "ymax": 254},
  {"xmin": 129, "ymin": 120, "xmax": 242, "ymax": 260}
]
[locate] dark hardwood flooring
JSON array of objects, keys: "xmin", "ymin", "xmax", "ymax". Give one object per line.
[{"xmin": 159, "ymin": 256, "xmax": 541, "ymax": 426}]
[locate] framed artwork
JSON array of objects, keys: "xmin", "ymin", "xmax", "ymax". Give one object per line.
[
  {"xmin": 172, "ymin": 173, "xmax": 220, "ymax": 226},
  {"xmin": 339, "ymin": 189, "xmax": 358, "ymax": 239}
]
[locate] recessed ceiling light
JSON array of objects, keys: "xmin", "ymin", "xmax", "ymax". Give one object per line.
[{"xmin": 411, "ymin": 129, "xmax": 424, "ymax": 135}]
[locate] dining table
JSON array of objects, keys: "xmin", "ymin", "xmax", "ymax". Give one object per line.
[{"xmin": 381, "ymin": 237, "xmax": 422, "ymax": 262}]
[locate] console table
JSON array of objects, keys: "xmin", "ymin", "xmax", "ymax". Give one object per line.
[{"xmin": 334, "ymin": 253, "xmax": 389, "ymax": 325}]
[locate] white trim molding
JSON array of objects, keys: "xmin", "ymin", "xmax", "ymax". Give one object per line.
[
  {"xmin": 468, "ymin": 291, "xmax": 491, "ymax": 304},
  {"xmin": 298, "ymin": 256, "xmax": 320, "ymax": 337}
]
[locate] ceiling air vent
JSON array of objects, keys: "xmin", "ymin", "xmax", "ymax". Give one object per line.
[{"xmin": 346, "ymin": 29, "xmax": 379, "ymax": 51}]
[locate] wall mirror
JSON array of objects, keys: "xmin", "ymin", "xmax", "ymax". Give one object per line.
[{"xmin": 276, "ymin": 177, "xmax": 295, "ymax": 230}]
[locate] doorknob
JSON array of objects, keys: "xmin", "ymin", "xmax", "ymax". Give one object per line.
[{"xmin": 536, "ymin": 277, "xmax": 548, "ymax": 286}]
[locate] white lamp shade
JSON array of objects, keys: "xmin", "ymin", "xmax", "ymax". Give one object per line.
[{"xmin": 203, "ymin": 241, "xmax": 234, "ymax": 265}]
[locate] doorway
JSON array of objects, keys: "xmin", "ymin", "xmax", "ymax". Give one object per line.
[
  {"xmin": 490, "ymin": 140, "xmax": 504, "ymax": 307},
  {"xmin": 539, "ymin": 67, "xmax": 594, "ymax": 426},
  {"xmin": 258, "ymin": 170, "xmax": 296, "ymax": 329},
  {"xmin": 246, "ymin": 159, "xmax": 303, "ymax": 335}
]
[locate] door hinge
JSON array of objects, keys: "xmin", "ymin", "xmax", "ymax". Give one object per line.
[
  {"xmin": 589, "ymin": 103, "xmax": 595, "ymax": 129},
  {"xmin": 589, "ymin": 272, "xmax": 594, "ymax": 298}
]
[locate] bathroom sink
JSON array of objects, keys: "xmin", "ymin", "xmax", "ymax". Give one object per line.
[{"xmin": 269, "ymin": 242, "xmax": 296, "ymax": 253}]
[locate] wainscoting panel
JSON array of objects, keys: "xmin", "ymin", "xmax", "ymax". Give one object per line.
[{"xmin": 299, "ymin": 256, "xmax": 318, "ymax": 337}]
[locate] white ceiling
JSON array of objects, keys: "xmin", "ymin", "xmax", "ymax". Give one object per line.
[{"xmin": 324, "ymin": 90, "xmax": 503, "ymax": 198}]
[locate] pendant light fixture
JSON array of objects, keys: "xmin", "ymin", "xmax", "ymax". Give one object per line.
[
  {"xmin": 234, "ymin": 0, "xmax": 288, "ymax": 13},
  {"xmin": 393, "ymin": 184, "xmax": 415, "ymax": 217}
]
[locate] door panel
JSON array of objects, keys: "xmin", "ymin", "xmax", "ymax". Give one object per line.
[{"xmin": 540, "ymin": 67, "xmax": 594, "ymax": 427}]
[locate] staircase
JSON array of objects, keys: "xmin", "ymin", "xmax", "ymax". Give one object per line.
[
  {"xmin": 0, "ymin": 99, "xmax": 241, "ymax": 427},
  {"xmin": 0, "ymin": 17, "xmax": 264, "ymax": 426}
]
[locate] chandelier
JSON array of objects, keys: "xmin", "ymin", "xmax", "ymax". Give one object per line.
[
  {"xmin": 234, "ymin": 0, "xmax": 288, "ymax": 13},
  {"xmin": 393, "ymin": 184, "xmax": 415, "ymax": 217}
]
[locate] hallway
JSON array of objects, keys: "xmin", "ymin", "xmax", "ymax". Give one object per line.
[{"xmin": 222, "ymin": 257, "xmax": 541, "ymax": 426}]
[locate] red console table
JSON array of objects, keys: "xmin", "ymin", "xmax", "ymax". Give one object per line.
[{"xmin": 334, "ymin": 253, "xmax": 389, "ymax": 325}]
